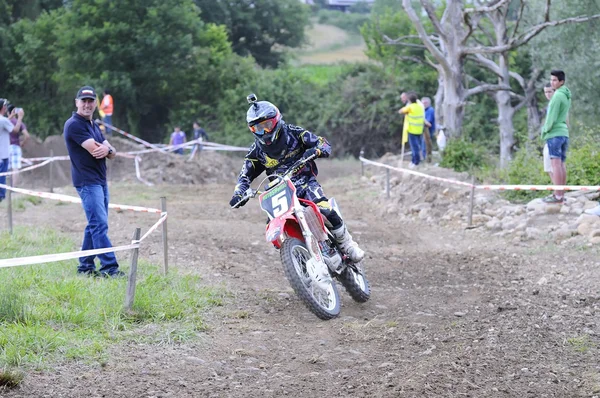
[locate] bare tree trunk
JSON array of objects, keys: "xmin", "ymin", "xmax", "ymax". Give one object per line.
[
  {"xmin": 442, "ymin": 69, "xmax": 466, "ymax": 137},
  {"xmin": 527, "ymin": 93, "xmax": 542, "ymax": 141},
  {"xmin": 434, "ymin": 74, "xmax": 444, "ymax": 127},
  {"xmin": 497, "ymin": 90, "xmax": 516, "ymax": 168}
]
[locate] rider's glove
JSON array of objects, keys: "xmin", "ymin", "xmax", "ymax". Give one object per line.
[
  {"xmin": 229, "ymin": 192, "xmax": 246, "ymax": 208},
  {"xmin": 301, "ymin": 148, "xmax": 321, "ymax": 162}
]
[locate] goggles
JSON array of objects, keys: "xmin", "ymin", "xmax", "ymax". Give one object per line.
[{"xmin": 249, "ymin": 116, "xmax": 278, "ymax": 135}]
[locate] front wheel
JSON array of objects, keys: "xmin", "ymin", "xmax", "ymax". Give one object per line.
[
  {"xmin": 280, "ymin": 238, "xmax": 341, "ymax": 320},
  {"xmin": 339, "ymin": 263, "xmax": 371, "ymax": 303}
]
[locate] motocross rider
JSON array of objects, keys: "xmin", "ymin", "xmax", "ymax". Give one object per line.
[{"xmin": 229, "ymin": 94, "xmax": 365, "ymax": 263}]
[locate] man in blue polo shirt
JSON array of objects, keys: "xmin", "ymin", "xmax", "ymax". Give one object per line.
[{"xmin": 64, "ymin": 86, "xmax": 123, "ymax": 278}]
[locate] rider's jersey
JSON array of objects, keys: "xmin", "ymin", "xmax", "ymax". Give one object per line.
[{"xmin": 233, "ymin": 123, "xmax": 331, "ymax": 195}]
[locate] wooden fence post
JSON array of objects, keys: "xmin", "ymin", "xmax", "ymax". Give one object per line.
[
  {"xmin": 386, "ymin": 168, "xmax": 390, "ymax": 199},
  {"xmin": 7, "ymin": 174, "xmax": 13, "ymax": 234},
  {"xmin": 161, "ymin": 197, "xmax": 168, "ymax": 275},
  {"xmin": 124, "ymin": 228, "xmax": 141, "ymax": 311},
  {"xmin": 49, "ymin": 149, "xmax": 54, "ymax": 193},
  {"xmin": 467, "ymin": 176, "xmax": 476, "ymax": 228}
]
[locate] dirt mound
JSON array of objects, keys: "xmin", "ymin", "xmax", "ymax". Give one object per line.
[{"xmin": 18, "ymin": 135, "xmax": 245, "ymax": 188}]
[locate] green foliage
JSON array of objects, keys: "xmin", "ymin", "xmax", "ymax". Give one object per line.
[
  {"xmin": 195, "ymin": 0, "xmax": 310, "ymax": 68},
  {"xmin": 0, "ymin": 226, "xmax": 225, "ymax": 368},
  {"xmin": 316, "ymin": 9, "xmax": 370, "ymax": 34},
  {"xmin": 440, "ymin": 138, "xmax": 488, "ymax": 173}
]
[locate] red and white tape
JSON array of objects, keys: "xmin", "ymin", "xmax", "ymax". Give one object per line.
[
  {"xmin": 0, "ymin": 183, "xmax": 167, "ymax": 268},
  {"xmin": 360, "ymin": 156, "xmax": 600, "ymax": 192},
  {"xmin": 359, "ymin": 156, "xmax": 475, "ymax": 188},
  {"xmin": 98, "ymin": 120, "xmax": 166, "ymax": 152}
]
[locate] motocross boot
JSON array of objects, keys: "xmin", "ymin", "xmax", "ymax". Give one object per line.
[{"xmin": 331, "ymin": 223, "xmax": 365, "ymax": 263}]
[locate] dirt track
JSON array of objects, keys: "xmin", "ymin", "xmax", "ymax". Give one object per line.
[{"xmin": 2, "ymin": 159, "xmax": 600, "ymax": 398}]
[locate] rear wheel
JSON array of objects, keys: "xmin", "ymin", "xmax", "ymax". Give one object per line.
[
  {"xmin": 280, "ymin": 238, "xmax": 340, "ymax": 320},
  {"xmin": 339, "ymin": 263, "xmax": 370, "ymax": 303}
]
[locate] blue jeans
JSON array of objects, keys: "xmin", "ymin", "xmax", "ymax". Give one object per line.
[
  {"xmin": 102, "ymin": 115, "xmax": 112, "ymax": 135},
  {"xmin": 408, "ymin": 133, "xmax": 422, "ymax": 165},
  {"xmin": 0, "ymin": 158, "xmax": 8, "ymax": 199},
  {"xmin": 76, "ymin": 184, "xmax": 119, "ymax": 274},
  {"xmin": 546, "ymin": 136, "xmax": 569, "ymax": 162}
]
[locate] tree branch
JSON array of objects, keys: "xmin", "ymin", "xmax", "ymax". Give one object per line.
[
  {"xmin": 465, "ymin": 0, "xmax": 511, "ymax": 14},
  {"xmin": 401, "ymin": 0, "xmax": 448, "ymax": 68},
  {"xmin": 463, "ymin": 14, "xmax": 600, "ymax": 55},
  {"xmin": 510, "ymin": 0, "xmax": 526, "ymax": 41},
  {"xmin": 383, "ymin": 35, "xmax": 428, "ymax": 49},
  {"xmin": 421, "ymin": 0, "xmax": 446, "ymax": 41},
  {"xmin": 544, "ymin": 0, "xmax": 551, "ymax": 22},
  {"xmin": 397, "ymin": 55, "xmax": 438, "ymax": 70},
  {"xmin": 465, "ymin": 83, "xmax": 511, "ymax": 98}
]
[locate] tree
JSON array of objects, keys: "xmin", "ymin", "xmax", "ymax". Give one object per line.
[{"xmin": 194, "ymin": 0, "xmax": 310, "ymax": 68}]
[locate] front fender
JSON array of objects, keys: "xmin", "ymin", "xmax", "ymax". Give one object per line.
[{"xmin": 265, "ymin": 215, "xmax": 304, "ymax": 249}]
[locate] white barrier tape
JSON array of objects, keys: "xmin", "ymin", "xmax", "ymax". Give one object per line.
[
  {"xmin": 0, "ymin": 243, "xmax": 140, "ymax": 268},
  {"xmin": 22, "ymin": 155, "xmax": 71, "ymax": 162},
  {"xmin": 0, "ymin": 158, "xmax": 54, "ymax": 177},
  {"xmin": 135, "ymin": 156, "xmax": 154, "ymax": 187},
  {"xmin": 98, "ymin": 120, "xmax": 167, "ymax": 152},
  {"xmin": 135, "ymin": 212, "xmax": 167, "ymax": 243},
  {"xmin": 359, "ymin": 156, "xmax": 475, "ymax": 188},
  {"xmin": 0, "ymin": 183, "xmax": 162, "ymax": 214},
  {"xmin": 478, "ymin": 184, "xmax": 600, "ymax": 192},
  {"xmin": 360, "ymin": 156, "xmax": 600, "ymax": 192}
]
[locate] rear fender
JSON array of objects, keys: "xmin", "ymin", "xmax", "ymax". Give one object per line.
[{"xmin": 265, "ymin": 214, "xmax": 304, "ymax": 249}]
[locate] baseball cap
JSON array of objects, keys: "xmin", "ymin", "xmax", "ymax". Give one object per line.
[{"xmin": 76, "ymin": 86, "xmax": 97, "ymax": 100}]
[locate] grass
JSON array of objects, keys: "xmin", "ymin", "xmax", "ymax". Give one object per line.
[
  {"xmin": 296, "ymin": 23, "xmax": 368, "ymax": 65},
  {"xmin": 0, "ymin": 227, "xmax": 225, "ymax": 386},
  {"xmin": 567, "ymin": 335, "xmax": 595, "ymax": 353}
]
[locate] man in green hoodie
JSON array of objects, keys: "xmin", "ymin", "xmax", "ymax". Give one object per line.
[{"xmin": 541, "ymin": 70, "xmax": 571, "ymax": 204}]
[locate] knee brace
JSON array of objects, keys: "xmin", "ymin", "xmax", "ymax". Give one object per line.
[{"xmin": 315, "ymin": 200, "xmax": 343, "ymax": 230}]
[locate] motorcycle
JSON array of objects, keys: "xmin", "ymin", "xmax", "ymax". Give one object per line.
[{"xmin": 231, "ymin": 156, "xmax": 370, "ymax": 320}]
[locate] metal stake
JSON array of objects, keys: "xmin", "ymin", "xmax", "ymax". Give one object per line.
[{"xmin": 467, "ymin": 176, "xmax": 476, "ymax": 227}]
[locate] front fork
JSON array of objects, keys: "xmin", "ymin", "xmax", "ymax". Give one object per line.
[{"xmin": 294, "ymin": 205, "xmax": 332, "ymax": 290}]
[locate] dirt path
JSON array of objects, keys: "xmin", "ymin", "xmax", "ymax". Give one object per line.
[{"xmin": 2, "ymin": 159, "xmax": 600, "ymax": 397}]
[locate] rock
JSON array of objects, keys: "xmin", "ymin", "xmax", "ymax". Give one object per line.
[
  {"xmin": 485, "ymin": 218, "xmax": 502, "ymax": 231},
  {"xmin": 578, "ymin": 223, "xmax": 594, "ymax": 237},
  {"xmin": 553, "ymin": 228, "xmax": 574, "ymax": 240},
  {"xmin": 591, "ymin": 237, "xmax": 600, "ymax": 245},
  {"xmin": 537, "ymin": 277, "xmax": 548, "ymax": 285},
  {"xmin": 544, "ymin": 204, "xmax": 562, "ymax": 214},
  {"xmin": 454, "ymin": 312, "xmax": 466, "ymax": 317},
  {"xmin": 410, "ymin": 203, "xmax": 432, "ymax": 213},
  {"xmin": 472, "ymin": 214, "xmax": 492, "ymax": 224},
  {"xmin": 378, "ymin": 362, "xmax": 395, "ymax": 369},
  {"xmin": 583, "ymin": 201, "xmax": 599, "ymax": 210},
  {"xmin": 526, "ymin": 227, "xmax": 546, "ymax": 240},
  {"xmin": 526, "ymin": 198, "xmax": 546, "ymax": 212},
  {"xmin": 484, "ymin": 208, "xmax": 499, "ymax": 217},
  {"xmin": 424, "ymin": 192, "xmax": 437, "ymax": 202},
  {"xmin": 515, "ymin": 221, "xmax": 529, "ymax": 231},
  {"xmin": 576, "ymin": 214, "xmax": 600, "ymax": 225},
  {"xmin": 418, "ymin": 209, "xmax": 431, "ymax": 219},
  {"xmin": 591, "ymin": 230, "xmax": 600, "ymax": 238}
]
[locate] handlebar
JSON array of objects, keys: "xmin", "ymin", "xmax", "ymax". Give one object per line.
[{"xmin": 230, "ymin": 153, "xmax": 317, "ymax": 209}]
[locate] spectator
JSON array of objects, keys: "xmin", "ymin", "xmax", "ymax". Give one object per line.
[
  {"xmin": 7, "ymin": 104, "xmax": 30, "ymax": 186},
  {"xmin": 191, "ymin": 121, "xmax": 209, "ymax": 158},
  {"xmin": 421, "ymin": 96, "xmax": 435, "ymax": 163},
  {"xmin": 170, "ymin": 125, "xmax": 186, "ymax": 155},
  {"xmin": 0, "ymin": 99, "xmax": 23, "ymax": 202},
  {"xmin": 398, "ymin": 92, "xmax": 425, "ymax": 168},
  {"xmin": 541, "ymin": 70, "xmax": 571, "ymax": 204},
  {"xmin": 64, "ymin": 86, "xmax": 123, "ymax": 278},
  {"xmin": 100, "ymin": 89, "xmax": 113, "ymax": 135},
  {"xmin": 542, "ymin": 83, "xmax": 555, "ymax": 181}
]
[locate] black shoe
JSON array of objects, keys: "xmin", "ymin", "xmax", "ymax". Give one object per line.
[
  {"xmin": 77, "ymin": 269, "xmax": 101, "ymax": 277},
  {"xmin": 101, "ymin": 270, "xmax": 126, "ymax": 279}
]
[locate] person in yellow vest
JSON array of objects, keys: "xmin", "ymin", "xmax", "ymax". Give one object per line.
[
  {"xmin": 100, "ymin": 90, "xmax": 114, "ymax": 136},
  {"xmin": 398, "ymin": 92, "xmax": 425, "ymax": 168}
]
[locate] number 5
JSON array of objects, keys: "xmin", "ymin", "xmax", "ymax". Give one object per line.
[{"xmin": 272, "ymin": 191, "xmax": 289, "ymax": 217}]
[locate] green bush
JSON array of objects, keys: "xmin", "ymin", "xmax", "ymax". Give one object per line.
[{"xmin": 440, "ymin": 138, "xmax": 488, "ymax": 172}]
